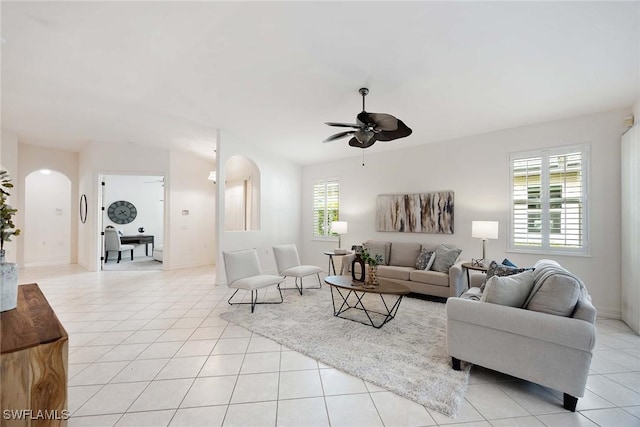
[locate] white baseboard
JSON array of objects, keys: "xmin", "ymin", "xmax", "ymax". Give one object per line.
[{"xmin": 596, "ymin": 307, "xmax": 622, "ymax": 320}]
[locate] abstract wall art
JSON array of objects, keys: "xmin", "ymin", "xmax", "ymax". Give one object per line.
[{"xmin": 376, "ymin": 192, "xmax": 454, "ymax": 234}]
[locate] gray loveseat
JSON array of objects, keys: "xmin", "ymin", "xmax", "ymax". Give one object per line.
[
  {"xmin": 446, "ymin": 259, "xmax": 597, "ymax": 411},
  {"xmin": 347, "ymin": 240, "xmax": 466, "ymax": 298}
]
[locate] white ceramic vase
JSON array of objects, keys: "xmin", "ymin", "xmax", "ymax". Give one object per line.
[{"xmin": 0, "ymin": 249, "xmax": 18, "ymax": 312}]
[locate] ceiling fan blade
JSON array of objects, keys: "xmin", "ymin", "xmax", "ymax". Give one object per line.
[
  {"xmin": 374, "ymin": 119, "xmax": 412, "ymax": 142},
  {"xmin": 323, "ymin": 130, "xmax": 355, "ymax": 143},
  {"xmin": 368, "ymin": 113, "xmax": 398, "ymax": 131},
  {"xmin": 348, "ymin": 135, "xmax": 377, "ymax": 149},
  {"xmin": 325, "ymin": 122, "xmax": 362, "ymax": 128}
]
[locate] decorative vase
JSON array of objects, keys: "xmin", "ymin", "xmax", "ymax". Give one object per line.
[
  {"xmin": 0, "ymin": 249, "xmax": 18, "ymax": 312},
  {"xmin": 365, "ymin": 264, "xmax": 379, "ymax": 288},
  {"xmin": 351, "ymin": 253, "xmax": 365, "ymax": 282}
]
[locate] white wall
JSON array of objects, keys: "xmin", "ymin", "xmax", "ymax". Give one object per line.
[
  {"xmin": 103, "ymin": 174, "xmax": 164, "ymax": 257},
  {"xmin": 216, "ymin": 130, "xmax": 302, "ymax": 284},
  {"xmin": 167, "ymin": 149, "xmax": 216, "ymax": 270},
  {"xmin": 302, "ymin": 108, "xmax": 629, "ymax": 318},
  {"xmin": 24, "ymin": 170, "xmax": 72, "ymax": 266}
]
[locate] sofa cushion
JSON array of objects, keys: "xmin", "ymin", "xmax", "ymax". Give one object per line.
[
  {"xmin": 481, "ymin": 260, "xmax": 531, "ymax": 290},
  {"xmin": 430, "ymin": 245, "xmax": 462, "ymax": 273},
  {"xmin": 525, "ymin": 272, "xmax": 582, "ymax": 317},
  {"xmin": 377, "ymin": 265, "xmax": 414, "ymax": 281},
  {"xmin": 415, "ymin": 248, "xmax": 435, "ymax": 270},
  {"xmin": 480, "ymin": 270, "xmax": 535, "ymax": 307},
  {"xmin": 390, "ymin": 242, "xmax": 422, "ymax": 267},
  {"xmin": 409, "ymin": 269, "xmax": 449, "ymax": 287},
  {"xmin": 364, "ymin": 241, "xmax": 391, "ymax": 265}
]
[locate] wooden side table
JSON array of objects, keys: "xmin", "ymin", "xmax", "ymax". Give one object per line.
[
  {"xmin": 461, "ymin": 262, "xmax": 489, "ymax": 288},
  {"xmin": 1, "ymin": 284, "xmax": 69, "ymax": 426}
]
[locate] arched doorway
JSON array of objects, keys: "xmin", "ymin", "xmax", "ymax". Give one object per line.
[{"xmin": 24, "ymin": 170, "xmax": 72, "ymax": 266}]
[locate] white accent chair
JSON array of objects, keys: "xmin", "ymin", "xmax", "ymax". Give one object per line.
[
  {"xmin": 273, "ymin": 244, "xmax": 323, "ymax": 295},
  {"xmin": 104, "ymin": 228, "xmax": 134, "ymax": 263},
  {"xmin": 223, "ymin": 249, "xmax": 285, "ymax": 313}
]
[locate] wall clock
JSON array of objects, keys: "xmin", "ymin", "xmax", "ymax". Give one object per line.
[{"xmin": 107, "ymin": 200, "xmax": 137, "ymax": 224}]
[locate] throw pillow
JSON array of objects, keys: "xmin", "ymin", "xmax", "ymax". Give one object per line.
[
  {"xmin": 501, "ymin": 258, "xmax": 517, "ymax": 268},
  {"xmin": 415, "ymin": 249, "xmax": 435, "ymax": 270},
  {"xmin": 486, "ymin": 260, "xmax": 528, "ymax": 279},
  {"xmin": 525, "ymin": 273, "xmax": 581, "ymax": 317},
  {"xmin": 480, "ymin": 270, "xmax": 535, "ymax": 307},
  {"xmin": 363, "ymin": 242, "xmax": 386, "ymax": 265},
  {"xmin": 430, "ymin": 245, "xmax": 462, "ymax": 273}
]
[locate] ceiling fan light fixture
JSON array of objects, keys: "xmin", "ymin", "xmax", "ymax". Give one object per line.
[{"xmin": 355, "ymin": 129, "xmax": 375, "ymax": 144}]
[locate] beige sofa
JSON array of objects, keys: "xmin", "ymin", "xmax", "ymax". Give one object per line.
[
  {"xmin": 347, "ymin": 240, "xmax": 466, "ymax": 298},
  {"xmin": 446, "ymin": 259, "xmax": 597, "ymax": 411}
]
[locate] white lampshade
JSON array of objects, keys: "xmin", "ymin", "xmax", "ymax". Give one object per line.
[
  {"xmin": 472, "ymin": 221, "xmax": 499, "ymax": 240},
  {"xmin": 331, "ymin": 221, "xmax": 348, "ymax": 235}
]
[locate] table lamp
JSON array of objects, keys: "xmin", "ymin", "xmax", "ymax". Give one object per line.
[
  {"xmin": 331, "ymin": 221, "xmax": 348, "ymax": 254},
  {"xmin": 472, "ymin": 221, "xmax": 499, "ymax": 266}
]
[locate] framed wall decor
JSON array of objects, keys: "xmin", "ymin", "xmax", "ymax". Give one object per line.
[
  {"xmin": 79, "ymin": 194, "xmax": 88, "ymax": 224},
  {"xmin": 376, "ymin": 191, "xmax": 454, "ymax": 234}
]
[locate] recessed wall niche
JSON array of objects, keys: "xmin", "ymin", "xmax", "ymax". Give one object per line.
[{"xmin": 224, "ymin": 155, "xmax": 261, "ymax": 231}]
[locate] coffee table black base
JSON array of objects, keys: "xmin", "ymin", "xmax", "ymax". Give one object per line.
[{"xmin": 330, "ymin": 286, "xmax": 404, "ymax": 329}]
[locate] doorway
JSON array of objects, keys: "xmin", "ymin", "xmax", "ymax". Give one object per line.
[{"xmin": 100, "ymin": 174, "xmax": 165, "ymax": 271}]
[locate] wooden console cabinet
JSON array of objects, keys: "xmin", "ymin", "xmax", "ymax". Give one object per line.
[{"xmin": 0, "ymin": 284, "xmax": 68, "ymax": 426}]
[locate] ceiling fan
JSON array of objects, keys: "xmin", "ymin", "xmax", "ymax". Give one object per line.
[{"xmin": 323, "ymin": 88, "xmax": 412, "ymax": 149}]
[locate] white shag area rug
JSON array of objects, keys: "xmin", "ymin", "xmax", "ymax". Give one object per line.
[{"xmin": 220, "ymin": 286, "xmax": 470, "ymax": 417}]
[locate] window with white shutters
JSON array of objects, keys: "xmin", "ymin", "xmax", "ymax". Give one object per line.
[
  {"xmin": 313, "ymin": 179, "xmax": 340, "ymax": 239},
  {"xmin": 510, "ymin": 145, "xmax": 588, "ymax": 254}
]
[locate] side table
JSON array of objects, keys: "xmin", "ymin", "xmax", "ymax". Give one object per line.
[
  {"xmin": 1, "ymin": 284, "xmax": 69, "ymax": 426},
  {"xmin": 461, "ymin": 262, "xmax": 489, "ymax": 289},
  {"xmin": 323, "ymin": 251, "xmax": 352, "ymax": 275}
]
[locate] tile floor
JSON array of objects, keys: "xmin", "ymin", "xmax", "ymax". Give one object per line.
[{"xmin": 17, "ymin": 264, "xmax": 640, "ymax": 427}]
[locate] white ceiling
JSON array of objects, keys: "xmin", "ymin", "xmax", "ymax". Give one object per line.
[{"xmin": 2, "ymin": 1, "xmax": 639, "ymax": 165}]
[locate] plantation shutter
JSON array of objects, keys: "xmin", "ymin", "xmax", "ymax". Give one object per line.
[
  {"xmin": 313, "ymin": 179, "xmax": 340, "ymax": 238},
  {"xmin": 510, "ymin": 146, "xmax": 587, "ymax": 254}
]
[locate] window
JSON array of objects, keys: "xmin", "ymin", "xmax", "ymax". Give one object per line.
[
  {"xmin": 510, "ymin": 145, "xmax": 588, "ymax": 254},
  {"xmin": 313, "ymin": 179, "xmax": 340, "ymax": 239}
]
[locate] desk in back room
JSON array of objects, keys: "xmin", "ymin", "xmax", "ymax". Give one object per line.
[{"xmin": 120, "ymin": 235, "xmax": 154, "ymax": 256}]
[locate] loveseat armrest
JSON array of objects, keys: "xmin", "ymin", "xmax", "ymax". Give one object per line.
[
  {"xmin": 448, "ymin": 262, "xmax": 466, "ymax": 297},
  {"xmin": 446, "ymin": 297, "xmax": 596, "ymax": 351}
]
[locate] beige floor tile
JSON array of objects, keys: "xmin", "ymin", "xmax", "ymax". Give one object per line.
[
  {"xmin": 276, "ymin": 397, "xmax": 329, "ymax": 427},
  {"xmin": 240, "ymin": 352, "xmax": 281, "ymax": 374},
  {"xmin": 155, "ymin": 356, "xmax": 207, "ymax": 379},
  {"xmin": 111, "ymin": 358, "xmax": 170, "ymax": 383},
  {"xmin": 114, "ymin": 409, "xmax": 175, "ymax": 426},
  {"xmin": 325, "ymin": 393, "xmax": 384, "ymax": 427},
  {"xmin": 320, "ymin": 368, "xmax": 368, "ymax": 395},
  {"xmin": 580, "ymin": 407, "xmax": 640, "ymax": 426},
  {"xmin": 224, "ymin": 401, "xmax": 277, "ymax": 427},
  {"xmin": 69, "ymin": 361, "xmax": 129, "ymax": 386},
  {"xmin": 278, "ymin": 370, "xmax": 323, "ymax": 400},
  {"xmin": 169, "ymin": 405, "xmax": 227, "ymax": 427},
  {"xmin": 199, "ymin": 354, "xmax": 244, "ymax": 377},
  {"xmin": 128, "ymin": 378, "xmax": 193, "ymax": 412},
  {"xmin": 180, "ymin": 375, "xmax": 237, "ymax": 407},
  {"xmin": 231, "ymin": 372, "xmax": 279, "ymax": 404},
  {"xmin": 371, "ymin": 391, "xmax": 436, "ymax": 427},
  {"xmin": 75, "ymin": 381, "xmax": 149, "ymax": 416}
]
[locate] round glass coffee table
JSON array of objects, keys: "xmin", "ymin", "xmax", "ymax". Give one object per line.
[{"xmin": 324, "ymin": 275, "xmax": 410, "ymax": 328}]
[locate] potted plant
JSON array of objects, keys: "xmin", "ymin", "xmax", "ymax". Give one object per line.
[
  {"xmin": 360, "ymin": 248, "xmax": 383, "ymax": 287},
  {"xmin": 0, "ymin": 170, "xmax": 21, "ymax": 311}
]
